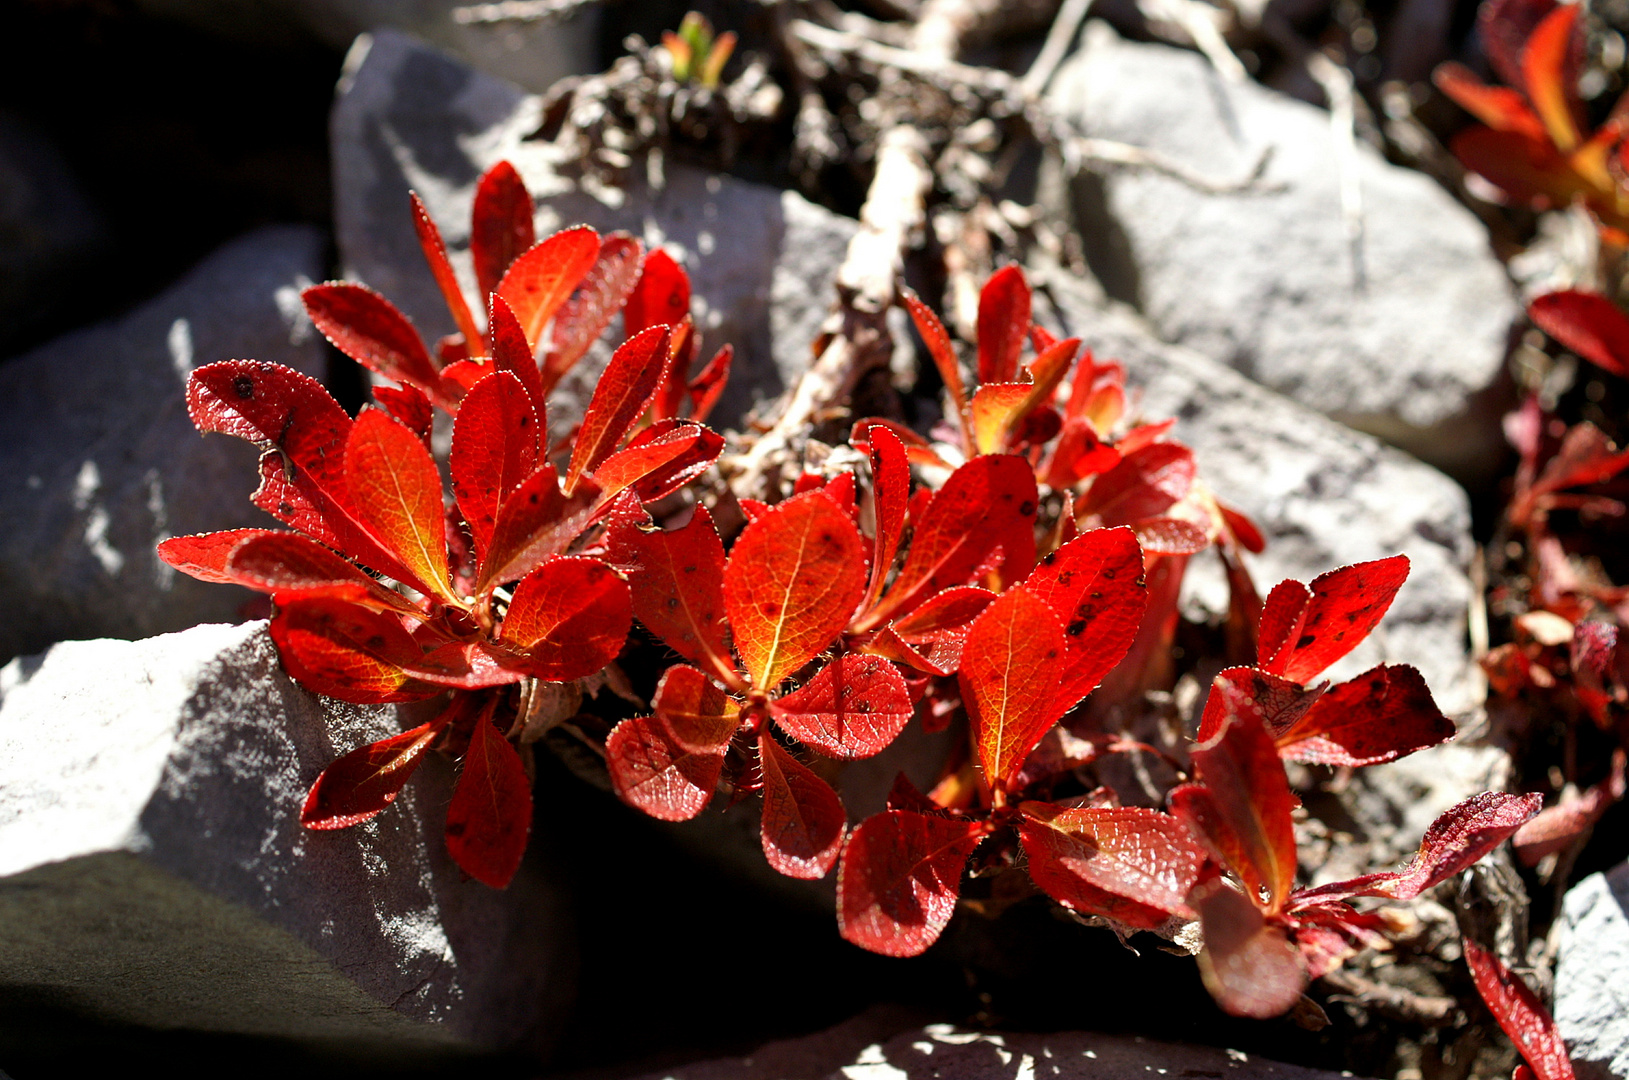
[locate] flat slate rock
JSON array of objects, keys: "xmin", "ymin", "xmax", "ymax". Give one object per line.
[
  {"xmin": 332, "ymin": 29, "xmax": 859, "ymax": 431},
  {"xmin": 1042, "ymin": 23, "xmax": 1518, "ymax": 481},
  {"xmin": 1039, "ymin": 273, "xmax": 1479, "ymax": 720},
  {"xmin": 0, "ymin": 225, "xmax": 327, "ymax": 665},
  {"xmin": 628, "ymin": 1019, "xmax": 1364, "ymax": 1080},
  {"xmin": 0, "ymin": 622, "xmax": 570, "ymax": 1061},
  {"xmin": 1555, "ymin": 862, "xmax": 1629, "ymax": 1080}
]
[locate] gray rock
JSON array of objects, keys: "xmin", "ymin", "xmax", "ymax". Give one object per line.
[
  {"xmin": 332, "ymin": 29, "xmax": 858, "ymax": 430},
  {"xmin": 1038, "ymin": 273, "xmax": 1479, "ymax": 720},
  {"xmin": 0, "ymin": 621, "xmax": 570, "ymax": 1057},
  {"xmin": 631, "ymin": 1019, "xmax": 1366, "ymax": 1080},
  {"xmin": 0, "ymin": 112, "xmax": 106, "ymax": 355},
  {"xmin": 132, "ymin": 0, "xmax": 601, "ymax": 94},
  {"xmin": 0, "ymin": 226, "xmax": 327, "ymax": 665},
  {"xmin": 1556, "ymin": 862, "xmax": 1629, "ymax": 1080},
  {"xmin": 1042, "ymin": 23, "xmax": 1518, "ymax": 482}
]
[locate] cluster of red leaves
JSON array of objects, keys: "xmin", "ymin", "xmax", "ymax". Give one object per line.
[
  {"xmin": 1479, "ymin": 288, "xmax": 1629, "ymax": 872},
  {"xmin": 598, "ymin": 266, "xmax": 1539, "ymax": 1019},
  {"xmin": 1435, "ymin": 0, "xmax": 1629, "ymax": 240},
  {"xmin": 157, "ymin": 161, "xmax": 731, "ymax": 888}
]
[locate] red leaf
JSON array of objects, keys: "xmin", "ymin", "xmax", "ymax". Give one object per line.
[
  {"xmin": 1274, "ymin": 664, "xmax": 1455, "ymax": 766},
  {"xmin": 960, "ymin": 588, "xmax": 1066, "ymax": 788},
  {"xmin": 1463, "ymin": 936, "xmax": 1577, "ymax": 1080},
  {"xmin": 1295, "ymin": 792, "xmax": 1543, "ymax": 904},
  {"xmin": 881, "ymin": 585, "xmax": 996, "ymax": 674},
  {"xmin": 301, "ymin": 283, "xmax": 442, "ymax": 395},
  {"xmin": 771, "ymin": 654, "xmax": 914, "ymax": 760},
  {"xmin": 623, "ymin": 247, "xmax": 690, "ymax": 335},
  {"xmin": 836, "ymin": 810, "xmax": 986, "ymax": 956},
  {"xmin": 724, "ymin": 490, "xmax": 867, "ymax": 692},
  {"xmin": 470, "ymin": 160, "xmax": 536, "ymax": 301},
  {"xmin": 410, "ymin": 191, "xmax": 483, "ymax": 352},
  {"xmin": 1022, "ymin": 526, "xmax": 1148, "ymax": 714},
  {"xmin": 497, "ymin": 226, "xmax": 601, "ymax": 350},
  {"xmin": 1513, "ymin": 751, "xmax": 1626, "ymax": 865},
  {"xmin": 1079, "ymin": 443, "xmax": 1195, "ymax": 527},
  {"xmin": 592, "ymin": 419, "xmax": 723, "ymax": 506},
  {"xmin": 1132, "ymin": 516, "xmax": 1210, "ymax": 556},
  {"xmin": 1018, "ymin": 803, "xmax": 1205, "ymax": 928},
  {"xmin": 976, "ymin": 264, "xmax": 1031, "ymax": 386},
  {"xmin": 445, "ymin": 699, "xmax": 533, "ymax": 888},
  {"xmin": 1523, "ymin": 3, "xmax": 1583, "ymax": 153},
  {"xmin": 687, "ymin": 344, "xmax": 732, "ymax": 424},
  {"xmin": 1434, "ymin": 62, "xmax": 1547, "ymax": 138},
  {"xmin": 1529, "ymin": 291, "xmax": 1629, "ymax": 379},
  {"xmin": 864, "ymin": 455, "xmax": 1038, "ymax": 626},
  {"xmin": 373, "ymin": 384, "xmax": 434, "ymax": 444},
  {"xmin": 1220, "ymin": 502, "xmax": 1266, "ymax": 554},
  {"xmin": 1530, "ymin": 422, "xmax": 1629, "ymax": 498},
  {"xmin": 496, "ymin": 555, "xmax": 630, "ymax": 680},
  {"xmin": 345, "ymin": 408, "xmax": 460, "ymax": 606},
  {"xmin": 900, "ymin": 287, "xmax": 968, "ymax": 431},
  {"xmin": 616, "ymin": 503, "xmax": 737, "ymax": 686},
  {"xmin": 1448, "ymin": 127, "xmax": 1570, "ymax": 206},
  {"xmin": 228, "ymin": 532, "xmax": 421, "ymax": 615},
  {"xmin": 1480, "ymin": 0, "xmax": 1561, "ymax": 89},
  {"xmin": 1195, "ymin": 666, "xmax": 1325, "ymax": 745},
  {"xmin": 269, "ymin": 596, "xmax": 453, "ymax": 703},
  {"xmin": 1257, "ymin": 555, "xmax": 1410, "ymax": 684},
  {"xmin": 450, "ymin": 370, "xmax": 541, "ymax": 563},
  {"xmin": 543, "ymin": 232, "xmax": 645, "ymax": 392},
  {"xmin": 487, "ymin": 293, "xmax": 545, "ymax": 418},
  {"xmin": 564, "ymin": 324, "xmax": 671, "ymax": 494},
  {"xmin": 1193, "ymin": 879, "xmax": 1308, "ymax": 1019},
  {"xmin": 157, "ymin": 528, "xmax": 279, "ymax": 584},
  {"xmin": 969, "ymin": 384, "xmax": 1033, "ymax": 455},
  {"xmin": 1171, "ymin": 683, "xmax": 1298, "ymax": 913},
  {"xmin": 302, "ymin": 706, "xmax": 455, "ymax": 829},
  {"xmin": 653, "ymin": 664, "xmax": 740, "ymax": 752},
  {"xmin": 476, "ymin": 465, "xmax": 601, "ymax": 593},
  {"xmin": 863, "ymin": 424, "xmax": 911, "ymax": 611},
  {"xmin": 759, "ymin": 734, "xmax": 847, "ymax": 879},
  {"xmin": 606, "ymin": 714, "xmax": 723, "ymax": 821}
]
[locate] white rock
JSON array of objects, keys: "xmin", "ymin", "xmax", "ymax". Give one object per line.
[
  {"xmin": 1556, "ymin": 862, "xmax": 1629, "ymax": 1080},
  {"xmin": 331, "ymin": 29, "xmax": 859, "ymax": 430},
  {"xmin": 0, "ymin": 622, "xmax": 570, "ymax": 1056},
  {"xmin": 1038, "ymin": 274, "xmax": 1479, "ymax": 720},
  {"xmin": 1042, "ymin": 23, "xmax": 1518, "ymax": 482},
  {"xmin": 0, "ymin": 226, "xmax": 328, "ymax": 664}
]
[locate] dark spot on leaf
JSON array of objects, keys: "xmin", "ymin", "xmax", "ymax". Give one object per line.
[
  {"xmin": 233, "ymin": 376, "xmax": 255, "ymax": 399},
  {"xmin": 1066, "ymin": 620, "xmax": 1085, "ymax": 636},
  {"xmin": 1019, "ymin": 500, "xmax": 1036, "ymax": 517},
  {"xmin": 666, "ymin": 597, "xmax": 680, "ymax": 609},
  {"xmin": 762, "ymin": 603, "xmax": 781, "ymax": 618},
  {"xmin": 1041, "ymin": 553, "xmax": 1056, "ymax": 566},
  {"xmin": 1090, "ymin": 591, "xmax": 1103, "ymax": 600},
  {"xmin": 1296, "ymin": 634, "xmax": 1316, "ymax": 649},
  {"xmin": 1102, "ymin": 568, "xmax": 1116, "ymax": 579}
]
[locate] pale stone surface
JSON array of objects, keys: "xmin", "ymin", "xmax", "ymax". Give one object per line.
[
  {"xmin": 629, "ymin": 1019, "xmax": 1364, "ymax": 1080},
  {"xmin": 1038, "ymin": 273, "xmax": 1479, "ymax": 720},
  {"xmin": 1042, "ymin": 23, "xmax": 1518, "ymax": 481},
  {"xmin": 0, "ymin": 622, "xmax": 570, "ymax": 1056},
  {"xmin": 1556, "ymin": 862, "xmax": 1629, "ymax": 1080},
  {"xmin": 331, "ymin": 29, "xmax": 859, "ymax": 430},
  {"xmin": 0, "ymin": 226, "xmax": 327, "ymax": 665}
]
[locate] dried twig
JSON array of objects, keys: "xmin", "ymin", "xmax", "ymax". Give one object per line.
[
  {"xmin": 1021, "ymin": 0, "xmax": 1095, "ymax": 98},
  {"xmin": 1320, "ymin": 970, "xmax": 1462, "ymax": 1026}
]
